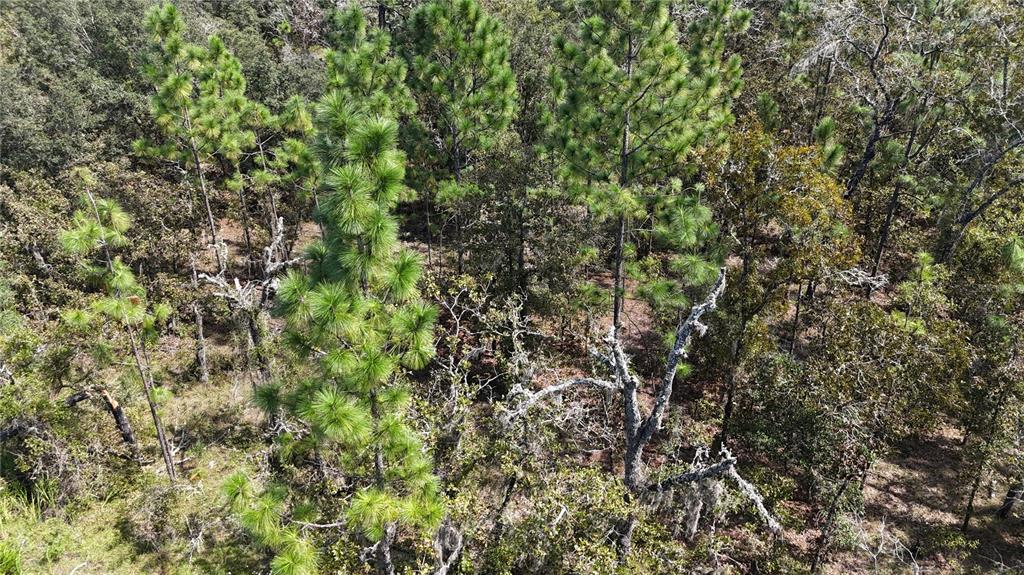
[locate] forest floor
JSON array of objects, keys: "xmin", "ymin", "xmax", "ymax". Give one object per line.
[
  {"xmin": 7, "ymin": 225, "xmax": 1022, "ymax": 573},
  {"xmin": 1, "ymin": 349, "xmax": 266, "ymax": 575},
  {"xmin": 828, "ymin": 428, "xmax": 1024, "ymax": 573}
]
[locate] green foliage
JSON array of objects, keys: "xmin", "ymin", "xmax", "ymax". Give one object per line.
[
  {"xmin": 324, "ymin": 6, "xmax": 415, "ymax": 119},
  {"xmin": 234, "ymin": 17, "xmax": 445, "ymax": 570},
  {"xmin": 0, "ymin": 0, "xmax": 151, "ymax": 172},
  {"xmin": 137, "ymin": 3, "xmax": 254, "ymax": 164},
  {"xmin": 408, "ymin": 0, "xmax": 517, "ymax": 177},
  {"xmin": 546, "ymin": 0, "xmax": 746, "ymax": 186},
  {"xmin": 7, "ymin": 1, "xmax": 1024, "ymax": 573},
  {"xmin": 545, "ymin": 0, "xmax": 746, "ymax": 329},
  {"xmin": 0, "ymin": 541, "xmax": 22, "ymax": 575}
]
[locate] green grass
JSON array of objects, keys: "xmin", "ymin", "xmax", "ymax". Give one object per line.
[{"xmin": 0, "ymin": 372, "xmax": 268, "ymax": 575}]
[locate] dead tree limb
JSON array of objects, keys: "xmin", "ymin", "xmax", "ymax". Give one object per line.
[
  {"xmin": 433, "ymin": 520, "xmax": 463, "ymax": 575},
  {"xmin": 502, "ymin": 377, "xmax": 619, "ymax": 424},
  {"xmin": 650, "ymin": 448, "xmax": 782, "ymax": 534},
  {"xmin": 624, "ymin": 267, "xmax": 727, "ymax": 490}
]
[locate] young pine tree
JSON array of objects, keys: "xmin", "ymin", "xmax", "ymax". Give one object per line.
[
  {"xmin": 60, "ymin": 186, "xmax": 176, "ymax": 482},
  {"xmin": 268, "ymin": 116, "xmax": 440, "ymax": 575},
  {"xmin": 137, "ymin": 3, "xmax": 252, "ymax": 270},
  {"xmin": 137, "ymin": 3, "xmax": 264, "ymax": 383},
  {"xmin": 407, "ymin": 0, "xmax": 517, "ymax": 273},
  {"xmin": 546, "ymin": 0, "xmax": 748, "ymax": 333},
  {"xmin": 275, "ymin": 6, "xmax": 415, "ymax": 238},
  {"xmin": 232, "ymin": 13, "xmax": 442, "ymax": 572}
]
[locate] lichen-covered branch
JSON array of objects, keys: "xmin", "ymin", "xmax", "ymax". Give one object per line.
[{"xmin": 502, "ymin": 377, "xmax": 619, "ymax": 424}]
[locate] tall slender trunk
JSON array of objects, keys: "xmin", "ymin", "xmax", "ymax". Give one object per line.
[
  {"xmin": 613, "ymin": 36, "xmax": 634, "ymax": 335},
  {"xmin": 453, "ymin": 151, "xmax": 465, "ymax": 275},
  {"xmin": 811, "ymin": 475, "xmax": 852, "ymax": 573},
  {"xmin": 127, "ymin": 327, "xmax": 176, "ymax": 482},
  {"xmin": 368, "ymin": 388, "xmax": 395, "ymax": 574},
  {"xmin": 962, "ymin": 469, "xmax": 983, "ymax": 531},
  {"xmin": 871, "ymin": 185, "xmax": 900, "ymax": 277},
  {"xmin": 872, "ymin": 100, "xmax": 925, "ymax": 278},
  {"xmin": 612, "ymin": 215, "xmax": 627, "ymax": 332},
  {"xmin": 257, "ymin": 140, "xmax": 280, "ymax": 228},
  {"xmin": 845, "ymin": 105, "xmax": 892, "ymax": 203},
  {"xmin": 235, "ymin": 173, "xmax": 256, "ymax": 271},
  {"xmin": 808, "ymin": 53, "xmax": 835, "ymax": 144},
  {"xmin": 424, "ymin": 192, "xmax": 434, "ymax": 271},
  {"xmin": 789, "ymin": 281, "xmax": 803, "ymax": 355},
  {"xmin": 190, "ymin": 258, "xmax": 209, "ymax": 384},
  {"xmin": 615, "ymin": 33, "xmax": 641, "ymax": 566},
  {"xmin": 183, "ymin": 107, "xmax": 224, "ymax": 271},
  {"xmin": 517, "ymin": 198, "xmax": 527, "ymax": 294},
  {"xmin": 713, "ymin": 324, "xmax": 745, "ymax": 455},
  {"xmin": 962, "ymin": 384, "xmax": 1012, "ymax": 530}
]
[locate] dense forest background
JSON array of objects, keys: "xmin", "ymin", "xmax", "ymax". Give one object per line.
[{"xmin": 2, "ymin": 0, "xmax": 1024, "ymax": 573}]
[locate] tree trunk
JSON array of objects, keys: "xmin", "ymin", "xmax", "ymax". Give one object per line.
[
  {"xmin": 808, "ymin": 53, "xmax": 835, "ymax": 144},
  {"xmin": 616, "ymin": 515, "xmax": 637, "ymax": 563},
  {"xmin": 453, "ymin": 150, "xmax": 465, "ymax": 275},
  {"xmin": 963, "ymin": 384, "xmax": 1013, "ymax": 530},
  {"xmin": 612, "ymin": 214, "xmax": 626, "ymax": 333},
  {"xmin": 191, "ymin": 259, "xmax": 209, "ymax": 384},
  {"xmin": 997, "ymin": 480, "xmax": 1023, "ymax": 519},
  {"xmin": 845, "ymin": 105, "xmax": 892, "ymax": 203},
  {"xmin": 962, "ymin": 469, "xmax": 982, "ymax": 531},
  {"xmin": 871, "ymin": 185, "xmax": 900, "ymax": 278},
  {"xmin": 376, "ymin": 523, "xmax": 397, "ymax": 575},
  {"xmin": 128, "ymin": 328, "xmax": 176, "ymax": 482},
  {"xmin": 613, "ymin": 33, "xmax": 634, "ymax": 335},
  {"xmin": 235, "ymin": 176, "xmax": 256, "ymax": 271},
  {"xmin": 97, "ymin": 388, "xmax": 140, "ymax": 455},
  {"xmin": 789, "ymin": 281, "xmax": 803, "ymax": 355},
  {"xmin": 183, "ymin": 108, "xmax": 224, "ymax": 271},
  {"xmin": 811, "ymin": 475, "xmax": 852, "ymax": 573},
  {"xmin": 517, "ymin": 199, "xmax": 527, "ymax": 294}
]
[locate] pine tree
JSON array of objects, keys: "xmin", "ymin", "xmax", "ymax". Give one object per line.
[
  {"xmin": 407, "ymin": 0, "xmax": 517, "ymax": 273},
  {"xmin": 233, "ymin": 11, "xmax": 442, "ymax": 573},
  {"xmin": 138, "ymin": 2, "xmax": 282, "ymax": 273},
  {"xmin": 60, "ymin": 181, "xmax": 176, "ymax": 482},
  {"xmin": 273, "ymin": 6, "xmax": 415, "ymax": 240},
  {"xmin": 261, "ymin": 115, "xmax": 440, "ymax": 575},
  {"xmin": 546, "ymin": 0, "xmax": 747, "ymax": 333},
  {"xmin": 137, "ymin": 3, "xmax": 264, "ymax": 383}
]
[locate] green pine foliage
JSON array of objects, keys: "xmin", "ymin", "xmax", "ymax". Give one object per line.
[
  {"xmin": 231, "ymin": 11, "xmax": 442, "ymax": 569},
  {"xmin": 406, "ymin": 0, "xmax": 517, "ymax": 272},
  {"xmin": 59, "ymin": 187, "xmax": 177, "ymax": 481},
  {"xmin": 407, "ymin": 0, "xmax": 517, "ymax": 181},
  {"xmin": 546, "ymin": 0, "xmax": 747, "ymax": 330},
  {"xmin": 8, "ymin": 1, "xmax": 1024, "ymax": 573},
  {"xmin": 271, "ymin": 107, "xmax": 443, "ymax": 540}
]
